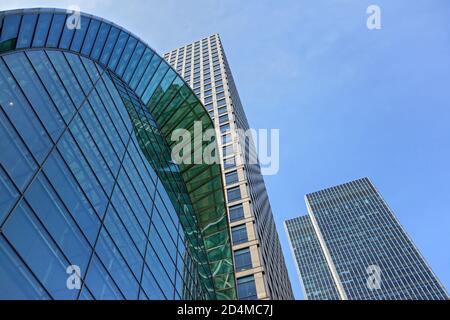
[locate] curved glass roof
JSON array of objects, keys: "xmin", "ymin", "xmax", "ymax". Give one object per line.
[{"xmin": 0, "ymin": 8, "xmax": 236, "ymax": 299}]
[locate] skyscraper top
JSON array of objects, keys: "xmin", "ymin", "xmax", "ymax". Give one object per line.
[{"xmin": 286, "ymin": 178, "xmax": 449, "ymax": 300}]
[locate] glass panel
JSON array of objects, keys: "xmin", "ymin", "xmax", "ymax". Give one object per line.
[
  {"xmin": 3, "ymin": 52, "xmax": 65, "ymax": 142},
  {"xmin": 0, "ymin": 14, "xmax": 21, "ymax": 42},
  {"xmin": 99, "ymin": 26, "xmax": 120, "ymax": 65},
  {"xmin": 135, "ymin": 54, "xmax": 161, "ymax": 97},
  {"xmin": 219, "ymin": 114, "xmax": 229, "ymax": 124},
  {"xmin": 90, "ymin": 22, "xmax": 111, "ymax": 60},
  {"xmin": 0, "ymin": 237, "xmax": 49, "ymax": 300},
  {"xmin": 95, "ymin": 228, "xmax": 139, "ymax": 299},
  {"xmin": 111, "ymin": 187, "xmax": 147, "ymax": 255},
  {"xmin": 84, "ymin": 255, "xmax": 124, "ymax": 300},
  {"xmin": 45, "ymin": 50, "xmax": 84, "ymax": 107},
  {"xmin": 32, "ymin": 13, "xmax": 52, "ymax": 47},
  {"xmin": 57, "ymin": 130, "xmax": 109, "ymax": 219},
  {"xmin": 81, "ymin": 18, "xmax": 100, "ymax": 56},
  {"xmin": 68, "ymin": 114, "xmax": 115, "ymax": 194},
  {"xmin": 141, "ymin": 63, "xmax": 171, "ymax": 104},
  {"xmin": 225, "ymin": 171, "xmax": 238, "ymax": 185},
  {"xmin": 227, "ymin": 187, "xmax": 241, "ymax": 202},
  {"xmin": 25, "ymin": 173, "xmax": 91, "ymax": 271},
  {"xmin": 231, "ymin": 224, "xmax": 248, "ymax": 245},
  {"xmin": 115, "ymin": 36, "xmax": 137, "ymax": 76},
  {"xmin": 63, "ymin": 51, "xmax": 94, "ymax": 95},
  {"xmin": 43, "ymin": 151, "xmax": 101, "ymax": 245},
  {"xmin": 237, "ymin": 275, "xmax": 257, "ymax": 300},
  {"xmin": 0, "ymin": 109, "xmax": 38, "ymax": 191},
  {"xmin": 26, "ymin": 50, "xmax": 76, "ymax": 124},
  {"xmin": 129, "ymin": 48, "xmax": 154, "ymax": 90},
  {"xmin": 141, "ymin": 265, "xmax": 166, "ymax": 300},
  {"xmin": 70, "ymin": 16, "xmax": 90, "ymax": 52},
  {"xmin": 0, "ymin": 166, "xmax": 19, "ymax": 224},
  {"xmin": 16, "ymin": 14, "xmax": 37, "ymax": 49},
  {"xmin": 3, "ymin": 203, "xmax": 78, "ymax": 299},
  {"xmin": 108, "ymin": 31, "xmax": 129, "ymax": 71},
  {"xmin": 0, "ymin": 59, "xmax": 52, "ymax": 164},
  {"xmin": 103, "ymin": 205, "xmax": 144, "ymax": 278},
  {"xmin": 46, "ymin": 14, "xmax": 65, "ymax": 48},
  {"xmin": 59, "ymin": 15, "xmax": 76, "ymax": 49},
  {"xmin": 222, "ymin": 145, "xmax": 234, "ymax": 157},
  {"xmin": 229, "ymin": 204, "xmax": 245, "ymax": 222},
  {"xmin": 78, "ymin": 101, "xmax": 121, "ymax": 177},
  {"xmin": 234, "ymin": 248, "xmax": 252, "ymax": 272},
  {"xmin": 223, "ymin": 156, "xmax": 235, "ymax": 170},
  {"xmin": 122, "ymin": 41, "xmax": 145, "ymax": 83},
  {"xmin": 145, "ymin": 243, "xmax": 175, "ymax": 298}
]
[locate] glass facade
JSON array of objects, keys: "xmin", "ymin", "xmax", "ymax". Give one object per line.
[
  {"xmin": 0, "ymin": 8, "xmax": 236, "ymax": 300},
  {"xmin": 286, "ymin": 178, "xmax": 449, "ymax": 300}
]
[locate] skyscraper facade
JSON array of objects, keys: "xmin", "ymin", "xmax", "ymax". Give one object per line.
[
  {"xmin": 164, "ymin": 35, "xmax": 294, "ymax": 300},
  {"xmin": 0, "ymin": 8, "xmax": 236, "ymax": 300},
  {"xmin": 285, "ymin": 178, "xmax": 449, "ymax": 300}
]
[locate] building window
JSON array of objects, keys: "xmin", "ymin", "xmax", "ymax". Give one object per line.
[
  {"xmin": 225, "ymin": 171, "xmax": 238, "ymax": 185},
  {"xmin": 220, "ymin": 124, "xmax": 230, "ymax": 134},
  {"xmin": 223, "ymin": 157, "xmax": 235, "ymax": 170},
  {"xmin": 222, "ymin": 134, "xmax": 231, "ymax": 144},
  {"xmin": 218, "ymin": 106, "xmax": 227, "ymax": 115},
  {"xmin": 217, "ymin": 99, "xmax": 226, "ymax": 107},
  {"xmin": 229, "ymin": 204, "xmax": 245, "ymax": 222},
  {"xmin": 223, "ymin": 145, "xmax": 233, "ymax": 157},
  {"xmin": 234, "ymin": 248, "xmax": 252, "ymax": 272},
  {"xmin": 219, "ymin": 114, "xmax": 229, "ymax": 124},
  {"xmin": 227, "ymin": 187, "xmax": 241, "ymax": 202},
  {"xmin": 232, "ymin": 224, "xmax": 248, "ymax": 245},
  {"xmin": 237, "ymin": 275, "xmax": 257, "ymax": 300}
]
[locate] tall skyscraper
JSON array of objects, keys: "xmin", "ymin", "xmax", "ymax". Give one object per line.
[
  {"xmin": 164, "ymin": 35, "xmax": 294, "ymax": 300},
  {"xmin": 0, "ymin": 8, "xmax": 236, "ymax": 300},
  {"xmin": 285, "ymin": 178, "xmax": 449, "ymax": 300}
]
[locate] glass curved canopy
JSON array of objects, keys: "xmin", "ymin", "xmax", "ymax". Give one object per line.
[{"xmin": 0, "ymin": 8, "xmax": 235, "ymax": 299}]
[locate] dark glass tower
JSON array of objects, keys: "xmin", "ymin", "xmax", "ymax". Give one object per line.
[
  {"xmin": 286, "ymin": 178, "xmax": 449, "ymax": 300},
  {"xmin": 0, "ymin": 8, "xmax": 236, "ymax": 300}
]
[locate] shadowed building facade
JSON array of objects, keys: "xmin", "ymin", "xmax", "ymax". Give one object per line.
[
  {"xmin": 286, "ymin": 178, "xmax": 449, "ymax": 300},
  {"xmin": 164, "ymin": 35, "xmax": 294, "ymax": 300},
  {"xmin": 0, "ymin": 8, "xmax": 236, "ymax": 300}
]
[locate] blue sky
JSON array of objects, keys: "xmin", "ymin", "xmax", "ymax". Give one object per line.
[{"xmin": 2, "ymin": 0, "xmax": 449, "ymax": 299}]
